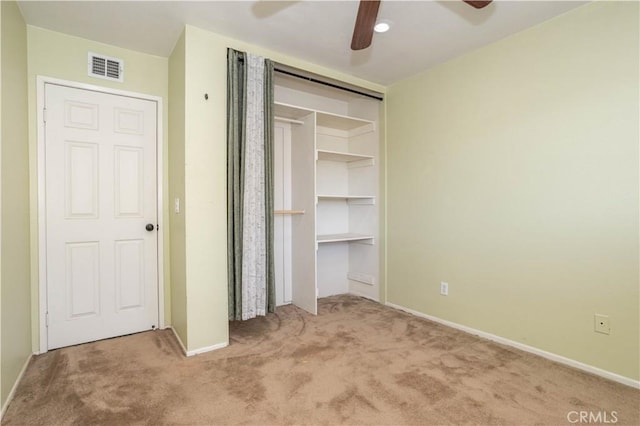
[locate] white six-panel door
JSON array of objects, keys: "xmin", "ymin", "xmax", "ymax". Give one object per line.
[{"xmin": 45, "ymin": 83, "xmax": 158, "ymax": 349}]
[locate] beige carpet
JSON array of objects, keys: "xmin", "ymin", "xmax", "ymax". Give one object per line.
[{"xmin": 3, "ymin": 295, "xmax": 638, "ymax": 425}]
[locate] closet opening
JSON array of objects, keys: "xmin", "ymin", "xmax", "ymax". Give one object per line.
[{"xmin": 273, "ymin": 70, "xmax": 382, "ymax": 315}]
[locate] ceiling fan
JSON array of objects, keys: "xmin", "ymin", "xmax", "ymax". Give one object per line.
[{"xmin": 351, "ymin": 0, "xmax": 493, "ymax": 50}]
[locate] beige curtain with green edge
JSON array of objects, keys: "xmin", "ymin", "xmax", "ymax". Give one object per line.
[
  {"xmin": 227, "ymin": 48, "xmax": 275, "ymax": 321},
  {"xmin": 264, "ymin": 58, "xmax": 275, "ymax": 315}
]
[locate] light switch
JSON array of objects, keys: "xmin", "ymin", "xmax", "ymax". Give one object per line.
[{"xmin": 174, "ymin": 198, "xmax": 181, "ymax": 214}]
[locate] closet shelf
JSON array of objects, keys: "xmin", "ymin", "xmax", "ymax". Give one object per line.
[
  {"xmin": 317, "ymin": 233, "xmax": 374, "ymax": 244},
  {"xmin": 274, "ymin": 102, "xmax": 314, "ymax": 121},
  {"xmin": 316, "ymin": 111, "xmax": 374, "ymax": 131},
  {"xmin": 317, "ymin": 149, "xmax": 374, "ymax": 163}
]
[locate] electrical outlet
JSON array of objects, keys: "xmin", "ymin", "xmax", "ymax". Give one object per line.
[
  {"xmin": 594, "ymin": 314, "xmax": 610, "ymax": 335},
  {"xmin": 440, "ymin": 282, "xmax": 449, "ymax": 296}
]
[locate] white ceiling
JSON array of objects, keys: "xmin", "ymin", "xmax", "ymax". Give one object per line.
[{"xmin": 17, "ymin": 0, "xmax": 587, "ymax": 86}]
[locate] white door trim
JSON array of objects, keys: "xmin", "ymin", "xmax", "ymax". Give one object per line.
[{"xmin": 36, "ymin": 76, "xmax": 165, "ymax": 353}]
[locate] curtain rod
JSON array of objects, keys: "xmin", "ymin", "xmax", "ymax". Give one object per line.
[
  {"xmin": 228, "ymin": 49, "xmax": 384, "ymax": 102},
  {"xmin": 273, "ymin": 67, "xmax": 384, "ymax": 102}
]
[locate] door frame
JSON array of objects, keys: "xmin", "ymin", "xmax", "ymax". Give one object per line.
[{"xmin": 36, "ymin": 76, "xmax": 165, "ymax": 353}]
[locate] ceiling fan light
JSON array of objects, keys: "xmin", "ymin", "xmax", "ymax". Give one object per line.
[{"xmin": 374, "ymin": 22, "xmax": 390, "ymax": 33}]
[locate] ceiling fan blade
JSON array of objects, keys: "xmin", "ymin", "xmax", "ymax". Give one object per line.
[
  {"xmin": 351, "ymin": 0, "xmax": 381, "ymax": 51},
  {"xmin": 463, "ymin": 0, "xmax": 493, "ymax": 9}
]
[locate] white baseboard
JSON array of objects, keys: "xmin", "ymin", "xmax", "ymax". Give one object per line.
[
  {"xmin": 385, "ymin": 302, "xmax": 640, "ymax": 389},
  {"xmin": 167, "ymin": 326, "xmax": 228, "ymax": 357},
  {"xmin": 0, "ymin": 353, "xmax": 33, "ymax": 420},
  {"xmin": 348, "ymin": 291, "xmax": 379, "ymax": 302},
  {"xmin": 185, "ymin": 341, "xmax": 228, "ymax": 356}
]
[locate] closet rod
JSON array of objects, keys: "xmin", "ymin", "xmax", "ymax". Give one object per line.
[
  {"xmin": 275, "ymin": 116, "xmax": 304, "ymax": 125},
  {"xmin": 274, "ymin": 68, "xmax": 384, "ymax": 102},
  {"xmin": 275, "ymin": 210, "xmax": 305, "ymax": 215}
]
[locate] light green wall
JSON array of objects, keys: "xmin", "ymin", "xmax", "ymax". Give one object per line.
[
  {"xmin": 0, "ymin": 3, "xmax": 3, "ymax": 406},
  {"xmin": 0, "ymin": 3, "xmax": 3, "ymax": 408},
  {"xmin": 181, "ymin": 27, "xmax": 229, "ymax": 350},
  {"xmin": 378, "ymin": 100, "xmax": 387, "ymax": 304},
  {"xmin": 169, "ymin": 31, "xmax": 187, "ymax": 346},
  {"xmin": 1, "ymin": 0, "xmax": 31, "ymax": 407},
  {"xmin": 386, "ymin": 2, "xmax": 639, "ymax": 381},
  {"xmin": 26, "ymin": 26, "xmax": 171, "ymax": 351}
]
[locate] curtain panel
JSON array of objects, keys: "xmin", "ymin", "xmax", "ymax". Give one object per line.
[{"xmin": 227, "ymin": 48, "xmax": 275, "ymax": 321}]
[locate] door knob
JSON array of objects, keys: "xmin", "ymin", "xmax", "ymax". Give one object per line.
[{"xmin": 146, "ymin": 223, "xmax": 155, "ymax": 232}]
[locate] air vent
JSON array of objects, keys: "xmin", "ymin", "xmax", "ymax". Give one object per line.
[{"xmin": 88, "ymin": 52, "xmax": 124, "ymax": 82}]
